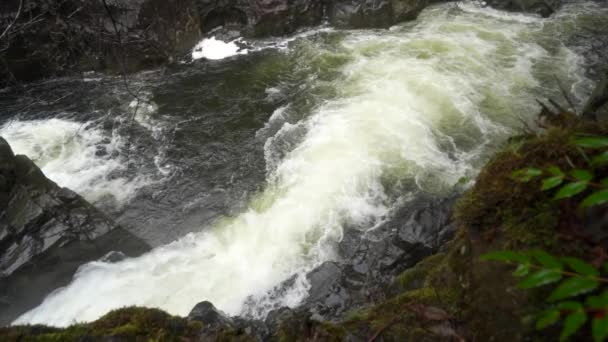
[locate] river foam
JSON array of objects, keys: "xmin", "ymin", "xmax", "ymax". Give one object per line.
[
  {"xmin": 14, "ymin": 2, "xmax": 599, "ymax": 326},
  {"xmin": 192, "ymin": 37, "xmax": 249, "ymax": 60},
  {"xmin": 0, "ymin": 118, "xmax": 150, "ymax": 206}
]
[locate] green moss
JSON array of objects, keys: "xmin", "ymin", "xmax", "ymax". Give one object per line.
[
  {"xmin": 0, "ymin": 307, "xmax": 203, "ymax": 341},
  {"xmin": 454, "ymin": 120, "xmax": 608, "ymax": 252},
  {"xmin": 396, "ymin": 252, "xmax": 447, "ymax": 291},
  {"xmin": 212, "ymin": 328, "xmax": 258, "ymax": 342}
]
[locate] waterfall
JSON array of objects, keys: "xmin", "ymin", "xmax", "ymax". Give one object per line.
[{"xmin": 12, "ymin": 1, "xmax": 603, "ymax": 327}]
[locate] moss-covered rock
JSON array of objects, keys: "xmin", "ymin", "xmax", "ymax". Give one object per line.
[{"xmin": 0, "ymin": 307, "xmax": 203, "ymax": 341}]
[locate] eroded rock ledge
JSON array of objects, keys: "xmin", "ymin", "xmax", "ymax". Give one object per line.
[
  {"xmin": 0, "ymin": 0, "xmax": 571, "ymax": 85},
  {"xmin": 0, "ymin": 137, "xmax": 149, "ymax": 326}
]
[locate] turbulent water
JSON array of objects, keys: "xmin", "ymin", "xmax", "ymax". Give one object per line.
[{"xmin": 4, "ymin": 1, "xmax": 608, "ymax": 327}]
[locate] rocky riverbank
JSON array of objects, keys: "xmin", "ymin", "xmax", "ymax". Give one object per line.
[
  {"xmin": 0, "ymin": 0, "xmax": 575, "ymax": 86},
  {"xmin": 0, "ymin": 138, "xmax": 150, "ymax": 326}
]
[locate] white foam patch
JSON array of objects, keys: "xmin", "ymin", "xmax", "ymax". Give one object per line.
[
  {"xmin": 0, "ymin": 118, "xmax": 150, "ymax": 206},
  {"xmin": 192, "ymin": 37, "xmax": 248, "ymax": 60}
]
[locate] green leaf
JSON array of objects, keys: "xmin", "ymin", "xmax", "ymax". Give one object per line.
[
  {"xmin": 480, "ymin": 251, "xmax": 530, "ymax": 263},
  {"xmin": 542, "ymin": 176, "xmax": 564, "ymax": 191},
  {"xmin": 586, "ymin": 293, "xmax": 608, "ymax": 309},
  {"xmin": 513, "ymin": 264, "xmax": 530, "ymax": 277},
  {"xmin": 531, "ymin": 250, "xmax": 562, "ymax": 269},
  {"xmin": 536, "ymin": 309, "xmax": 561, "ymax": 330},
  {"xmin": 548, "ymin": 166, "xmax": 565, "ymax": 177},
  {"xmin": 548, "ymin": 277, "xmax": 599, "ymax": 302},
  {"xmin": 571, "ymin": 169, "xmax": 594, "ymax": 182},
  {"xmin": 562, "ymin": 257, "xmax": 600, "ymax": 277},
  {"xmin": 512, "ymin": 168, "xmax": 543, "ymax": 182},
  {"xmin": 560, "ymin": 310, "xmax": 587, "ymax": 341},
  {"xmin": 518, "ymin": 269, "xmax": 562, "ymax": 289},
  {"xmin": 601, "ymin": 178, "xmax": 608, "ymax": 187},
  {"xmin": 554, "ymin": 182, "xmax": 588, "ymax": 200},
  {"xmin": 581, "ymin": 190, "xmax": 608, "ymax": 207},
  {"xmin": 457, "ymin": 176, "xmax": 469, "ymax": 185},
  {"xmin": 575, "ymin": 136, "xmax": 608, "ymax": 148},
  {"xmin": 592, "ymin": 151, "xmax": 608, "ymax": 166},
  {"xmin": 557, "ymin": 301, "xmax": 583, "ymax": 311},
  {"xmin": 593, "ymin": 316, "xmax": 608, "ymax": 342}
]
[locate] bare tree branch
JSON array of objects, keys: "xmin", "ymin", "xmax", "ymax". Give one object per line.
[{"xmin": 0, "ymin": 0, "xmax": 24, "ymax": 42}]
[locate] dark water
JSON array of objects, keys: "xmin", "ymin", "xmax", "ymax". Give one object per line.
[{"xmin": 0, "ymin": 33, "xmax": 351, "ymax": 245}]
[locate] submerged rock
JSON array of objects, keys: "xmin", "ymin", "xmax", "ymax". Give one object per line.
[{"xmin": 0, "ymin": 137, "xmax": 149, "ymax": 326}]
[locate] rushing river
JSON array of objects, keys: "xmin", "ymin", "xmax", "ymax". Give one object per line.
[{"xmin": 2, "ymin": 1, "xmax": 607, "ymax": 327}]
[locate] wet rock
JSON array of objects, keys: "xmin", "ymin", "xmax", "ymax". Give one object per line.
[
  {"xmin": 250, "ymin": 196, "xmax": 458, "ymax": 323},
  {"xmin": 302, "ymin": 262, "xmax": 360, "ymax": 320},
  {"xmin": 328, "ymin": 0, "xmax": 429, "ymax": 28},
  {"xmin": 305, "ymin": 196, "xmax": 456, "ymax": 320},
  {"xmin": 328, "ymin": 0, "xmax": 394, "ymax": 29},
  {"xmin": 95, "ymin": 145, "xmax": 108, "ymax": 157},
  {"xmin": 196, "ymin": 0, "xmax": 325, "ymax": 37},
  {"xmin": 485, "ymin": 0, "xmax": 561, "ymax": 17},
  {"xmin": 264, "ymin": 307, "xmax": 314, "ymax": 340},
  {"xmin": 0, "ymin": 0, "xmax": 202, "ymax": 85},
  {"xmin": 391, "ymin": 0, "xmax": 431, "ymax": 23},
  {"xmin": 197, "ymin": 0, "xmax": 432, "ymax": 36},
  {"xmin": 188, "ymin": 301, "xmax": 259, "ymax": 341},
  {"xmin": 2, "ymin": 0, "xmax": 441, "ymax": 84},
  {"xmin": 583, "ymin": 69, "xmax": 608, "ymax": 121},
  {"xmin": 0, "ymin": 137, "xmax": 150, "ymax": 326},
  {"xmin": 188, "ymin": 301, "xmax": 234, "ymax": 327},
  {"xmin": 99, "ymin": 251, "xmax": 128, "ymax": 263}
]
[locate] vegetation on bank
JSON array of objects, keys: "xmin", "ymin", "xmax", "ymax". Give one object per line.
[
  {"xmin": 0, "ymin": 307, "xmax": 202, "ymax": 341},
  {"xmin": 2, "ymin": 111, "xmax": 607, "ymax": 341}
]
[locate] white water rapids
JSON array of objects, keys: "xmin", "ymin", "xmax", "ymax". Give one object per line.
[
  {"xmin": 12, "ymin": 2, "xmax": 602, "ymax": 326},
  {"xmin": 0, "ymin": 118, "xmax": 151, "ymax": 206}
]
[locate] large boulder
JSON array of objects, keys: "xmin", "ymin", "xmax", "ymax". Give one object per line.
[
  {"xmin": 0, "ymin": 137, "xmax": 150, "ymax": 326},
  {"xmin": 196, "ymin": 0, "xmax": 325, "ymax": 37},
  {"xmin": 328, "ymin": 0, "xmax": 430, "ymax": 29},
  {"xmin": 485, "ymin": 0, "xmax": 561, "ymax": 17},
  {"xmin": 196, "ymin": 0, "xmax": 432, "ymax": 36}
]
